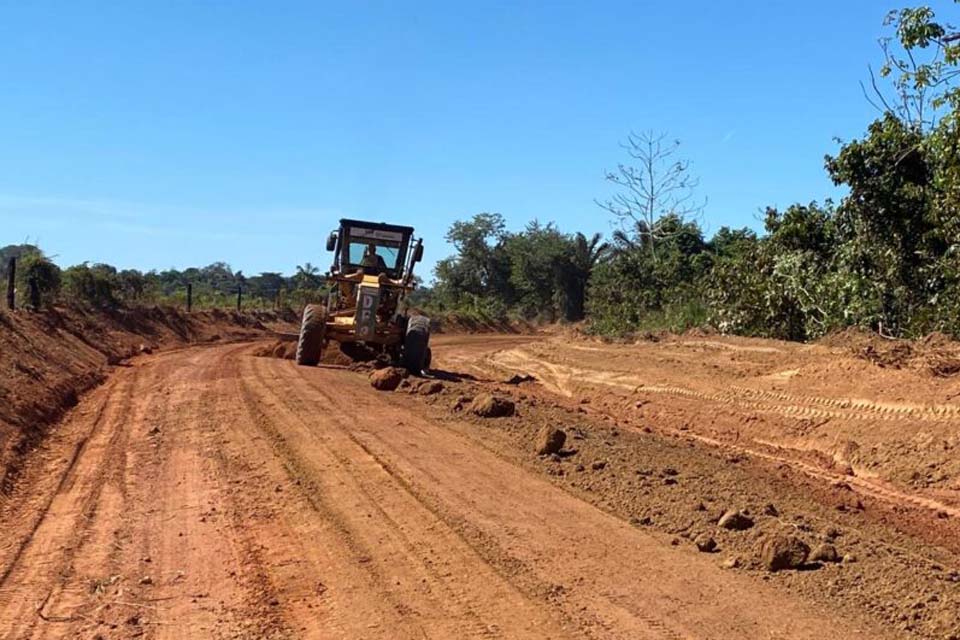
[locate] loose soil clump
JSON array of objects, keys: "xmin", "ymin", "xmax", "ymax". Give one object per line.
[
  {"xmin": 369, "ymin": 367, "xmax": 406, "ymax": 391},
  {"xmin": 468, "ymin": 394, "xmax": 515, "ymax": 418},
  {"xmin": 535, "ymin": 426, "xmax": 566, "ymax": 456}
]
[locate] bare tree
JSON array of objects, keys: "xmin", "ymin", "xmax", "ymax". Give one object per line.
[{"xmin": 596, "ymin": 131, "xmax": 705, "ymax": 261}]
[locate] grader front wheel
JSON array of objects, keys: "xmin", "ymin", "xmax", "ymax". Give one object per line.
[
  {"xmin": 296, "ymin": 304, "xmax": 327, "ymax": 366},
  {"xmin": 403, "ymin": 315, "xmax": 431, "ymax": 375}
]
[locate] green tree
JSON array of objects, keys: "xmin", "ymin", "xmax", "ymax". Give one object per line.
[
  {"xmin": 866, "ymin": 4, "xmax": 960, "ymax": 131},
  {"xmin": 826, "ymin": 114, "xmax": 935, "ymax": 335},
  {"xmin": 17, "ymin": 249, "xmax": 61, "ymax": 308},
  {"xmin": 433, "ymin": 213, "xmax": 513, "ymax": 317},
  {"xmin": 587, "ymin": 214, "xmax": 708, "ymax": 334}
]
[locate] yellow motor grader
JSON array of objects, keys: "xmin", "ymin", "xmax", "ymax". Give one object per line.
[{"xmin": 295, "ymin": 218, "xmax": 432, "ymax": 374}]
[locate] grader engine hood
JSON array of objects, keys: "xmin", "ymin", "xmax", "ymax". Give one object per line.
[{"xmin": 355, "ymin": 280, "xmax": 381, "ymax": 339}]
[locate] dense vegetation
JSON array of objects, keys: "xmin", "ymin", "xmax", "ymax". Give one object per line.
[{"xmin": 423, "ymin": 4, "xmax": 960, "ymax": 341}]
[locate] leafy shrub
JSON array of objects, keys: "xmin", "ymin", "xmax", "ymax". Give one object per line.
[{"xmin": 62, "ymin": 263, "xmax": 119, "ymax": 308}]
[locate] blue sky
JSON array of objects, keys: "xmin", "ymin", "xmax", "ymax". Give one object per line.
[{"xmin": 0, "ymin": 1, "xmax": 949, "ymax": 279}]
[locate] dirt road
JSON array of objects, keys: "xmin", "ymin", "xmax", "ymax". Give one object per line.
[{"xmin": 0, "ymin": 333, "xmax": 955, "ymax": 638}]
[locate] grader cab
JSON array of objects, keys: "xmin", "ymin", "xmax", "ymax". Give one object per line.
[{"xmin": 295, "ymin": 219, "xmax": 432, "ymax": 374}]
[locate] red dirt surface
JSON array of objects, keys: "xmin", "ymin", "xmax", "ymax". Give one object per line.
[
  {"xmin": 0, "ymin": 306, "xmax": 290, "ymax": 493},
  {"xmin": 1, "ymin": 328, "xmax": 958, "ymax": 638}
]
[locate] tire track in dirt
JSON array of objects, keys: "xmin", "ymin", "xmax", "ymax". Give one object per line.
[
  {"xmin": 490, "ymin": 348, "xmax": 960, "ymax": 422},
  {"xmin": 486, "ymin": 347, "xmax": 960, "ymax": 520},
  {"xmin": 266, "ymin": 356, "xmax": 890, "ymax": 640},
  {"xmin": 282, "ymin": 376, "xmax": 684, "ymax": 640},
  {"xmin": 268, "ymin": 361, "xmax": 689, "ymax": 640},
  {"xmin": 240, "ymin": 354, "xmax": 567, "ymax": 639},
  {"xmin": 0, "ymin": 367, "xmax": 141, "ymax": 637},
  {"xmin": 0, "ymin": 379, "xmax": 116, "ymax": 591},
  {"xmin": 190, "ymin": 347, "xmax": 295, "ymax": 639}
]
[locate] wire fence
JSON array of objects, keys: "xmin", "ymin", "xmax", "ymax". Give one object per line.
[{"xmin": 2, "ymin": 257, "xmax": 327, "ymax": 314}]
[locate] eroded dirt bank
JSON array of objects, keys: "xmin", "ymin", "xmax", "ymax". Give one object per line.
[
  {"xmin": 0, "ymin": 305, "xmax": 291, "ymax": 494},
  {"xmin": 0, "ymin": 331, "xmax": 958, "ymax": 638}
]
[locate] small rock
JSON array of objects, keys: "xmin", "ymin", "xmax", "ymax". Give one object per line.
[
  {"xmin": 369, "ymin": 367, "xmax": 405, "ymax": 391},
  {"xmin": 138, "ymin": 344, "xmax": 153, "ymax": 355},
  {"xmin": 809, "ymin": 543, "xmax": 840, "ymax": 564},
  {"xmin": 718, "ymin": 510, "xmax": 755, "ymax": 531},
  {"xmin": 760, "ymin": 534, "xmax": 810, "ymax": 572},
  {"xmin": 468, "ymin": 394, "xmax": 515, "ymax": 418},
  {"xmin": 842, "ymin": 553, "xmax": 858, "ymax": 564},
  {"xmin": 591, "ymin": 460, "xmax": 607, "ymax": 471},
  {"xmin": 418, "ymin": 380, "xmax": 444, "ymax": 395},
  {"xmin": 721, "ymin": 556, "xmax": 742, "ymax": 569},
  {"xmin": 694, "ymin": 534, "xmax": 717, "ymax": 553},
  {"xmin": 535, "ymin": 427, "xmax": 566, "ymax": 456},
  {"xmin": 138, "ymin": 576, "xmax": 153, "ymax": 586},
  {"xmin": 762, "ymin": 503, "xmax": 779, "ymax": 517}
]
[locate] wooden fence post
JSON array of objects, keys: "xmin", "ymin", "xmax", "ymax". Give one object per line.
[
  {"xmin": 28, "ymin": 275, "xmax": 40, "ymax": 309},
  {"xmin": 6, "ymin": 257, "xmax": 15, "ymax": 311},
  {"xmin": 186, "ymin": 283, "xmax": 193, "ymax": 312}
]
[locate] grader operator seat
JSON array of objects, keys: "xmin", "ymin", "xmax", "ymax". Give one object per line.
[{"xmin": 360, "ymin": 243, "xmax": 389, "ymax": 276}]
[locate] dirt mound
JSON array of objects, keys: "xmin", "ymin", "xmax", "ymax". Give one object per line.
[
  {"xmin": 254, "ymin": 340, "xmax": 296, "ymax": 360},
  {"xmin": 818, "ymin": 327, "xmax": 960, "ymax": 377},
  {"xmin": 255, "ymin": 338, "xmax": 361, "ymax": 367},
  {"xmin": 428, "ymin": 312, "xmax": 538, "ymax": 335},
  {"xmin": 0, "ymin": 304, "xmax": 281, "ymax": 492}
]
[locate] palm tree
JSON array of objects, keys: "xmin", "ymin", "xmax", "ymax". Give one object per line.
[
  {"xmin": 561, "ymin": 232, "xmax": 609, "ymax": 321},
  {"xmin": 294, "ymin": 262, "xmax": 322, "ymax": 290}
]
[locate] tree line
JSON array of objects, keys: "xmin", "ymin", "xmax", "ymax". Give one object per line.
[
  {"xmin": 0, "ymin": 244, "xmax": 327, "ymax": 311},
  {"xmin": 421, "ymin": 4, "xmax": 960, "ymax": 341}
]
